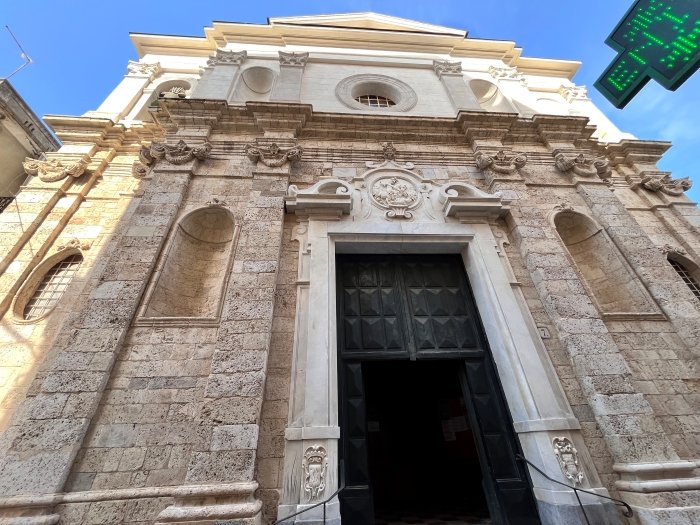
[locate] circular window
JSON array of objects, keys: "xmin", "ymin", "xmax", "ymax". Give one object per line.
[
  {"xmin": 354, "ymin": 95, "xmax": 396, "ymax": 108},
  {"xmin": 336, "ymin": 74, "xmax": 417, "ymax": 112}
]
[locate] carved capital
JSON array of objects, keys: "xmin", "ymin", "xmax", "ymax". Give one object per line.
[
  {"xmin": 640, "ymin": 172, "xmax": 692, "ymax": 196},
  {"xmin": 207, "ymin": 49, "xmax": 247, "ymax": 67},
  {"xmin": 554, "ymin": 152, "xmax": 610, "ymax": 178},
  {"xmin": 474, "ymin": 150, "xmax": 527, "ymax": 174},
  {"xmin": 245, "ymin": 142, "xmax": 303, "ymax": 168},
  {"xmin": 132, "ymin": 140, "xmax": 211, "ymax": 176},
  {"xmin": 279, "ymin": 51, "xmax": 309, "ymax": 67},
  {"xmin": 488, "ymin": 65, "xmax": 526, "ymax": 84},
  {"xmin": 127, "ymin": 60, "xmax": 161, "ymax": 77},
  {"xmin": 559, "ymin": 84, "xmax": 588, "ymax": 102},
  {"xmin": 553, "ymin": 437, "xmax": 584, "ymax": 486},
  {"xmin": 433, "ymin": 59, "xmax": 462, "ymax": 77},
  {"xmin": 23, "ymin": 155, "xmax": 89, "ymax": 182}
]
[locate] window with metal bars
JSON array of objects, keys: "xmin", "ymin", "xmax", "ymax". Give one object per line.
[
  {"xmin": 354, "ymin": 94, "xmax": 396, "ymax": 108},
  {"xmin": 0, "ymin": 196, "xmax": 13, "ymax": 213},
  {"xmin": 23, "ymin": 253, "xmax": 83, "ymax": 320},
  {"xmin": 668, "ymin": 258, "xmax": 700, "ymax": 301}
]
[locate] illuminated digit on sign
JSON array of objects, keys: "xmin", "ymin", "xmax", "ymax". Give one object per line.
[{"xmin": 594, "ymin": 0, "xmax": 700, "ymax": 108}]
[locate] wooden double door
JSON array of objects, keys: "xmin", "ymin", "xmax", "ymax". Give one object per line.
[{"xmin": 337, "ymin": 254, "xmax": 540, "ymax": 525}]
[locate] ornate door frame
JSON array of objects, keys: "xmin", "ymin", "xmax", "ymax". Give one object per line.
[{"xmin": 278, "ymin": 173, "xmax": 615, "ymax": 524}]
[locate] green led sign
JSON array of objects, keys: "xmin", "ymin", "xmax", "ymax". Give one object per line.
[{"xmin": 594, "ymin": 0, "xmax": 700, "ymax": 108}]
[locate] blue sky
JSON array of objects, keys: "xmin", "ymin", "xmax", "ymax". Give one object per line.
[{"xmin": 2, "ymin": 0, "xmax": 698, "ymax": 201}]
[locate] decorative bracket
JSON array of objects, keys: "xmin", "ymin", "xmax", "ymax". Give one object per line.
[
  {"xmin": 639, "ymin": 172, "xmax": 692, "ymax": 196},
  {"xmin": 245, "ymin": 142, "xmax": 303, "ymax": 168},
  {"xmin": 438, "ymin": 181, "xmax": 509, "ymax": 220},
  {"xmin": 553, "ymin": 437, "xmax": 584, "ymax": 486},
  {"xmin": 285, "ymin": 178, "xmax": 353, "ymax": 216},
  {"xmin": 23, "ymin": 155, "xmax": 89, "ymax": 183},
  {"xmin": 474, "ymin": 150, "xmax": 527, "ymax": 174},
  {"xmin": 555, "ymin": 153, "xmax": 611, "ymax": 178},
  {"xmin": 132, "ymin": 140, "xmax": 212, "ymax": 177}
]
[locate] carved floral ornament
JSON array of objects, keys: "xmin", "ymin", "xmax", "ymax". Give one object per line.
[
  {"xmin": 553, "ymin": 437, "xmax": 584, "ymax": 486},
  {"xmin": 474, "ymin": 150, "xmax": 527, "ymax": 174},
  {"xmin": 132, "ymin": 140, "xmax": 212, "ymax": 178},
  {"xmin": 554, "ymin": 153, "xmax": 611, "ymax": 178},
  {"xmin": 279, "ymin": 51, "xmax": 309, "ymax": 66},
  {"xmin": 126, "ymin": 61, "xmax": 161, "ymax": 77},
  {"xmin": 433, "ymin": 59, "xmax": 462, "ymax": 76},
  {"xmin": 303, "ymin": 445, "xmax": 328, "ymax": 501},
  {"xmin": 245, "ymin": 142, "xmax": 303, "ymax": 168},
  {"xmin": 207, "ymin": 49, "xmax": 247, "ymax": 67},
  {"xmin": 23, "ymin": 155, "xmax": 89, "ymax": 183},
  {"xmin": 371, "ymin": 176, "xmax": 421, "ymax": 219},
  {"xmin": 488, "ymin": 65, "xmax": 526, "ymax": 84},
  {"xmin": 640, "ymin": 172, "xmax": 692, "ymax": 196}
]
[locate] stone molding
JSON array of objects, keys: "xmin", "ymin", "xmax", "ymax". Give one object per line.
[
  {"xmin": 279, "ymin": 51, "xmax": 309, "ymax": 66},
  {"xmin": 488, "ymin": 65, "xmax": 526, "ymax": 84},
  {"xmin": 126, "ymin": 60, "xmax": 161, "ymax": 77},
  {"xmin": 132, "ymin": 140, "xmax": 212, "ymax": 176},
  {"xmin": 559, "ymin": 84, "xmax": 588, "ymax": 102},
  {"xmin": 23, "ymin": 155, "xmax": 90, "ymax": 183},
  {"xmin": 438, "ymin": 181, "xmax": 509, "ymax": 220},
  {"xmin": 285, "ymin": 178, "xmax": 353, "ymax": 216},
  {"xmin": 474, "ymin": 150, "xmax": 527, "ymax": 174},
  {"xmin": 639, "ymin": 172, "xmax": 692, "ymax": 196},
  {"xmin": 245, "ymin": 142, "xmax": 303, "ymax": 168},
  {"xmin": 206, "ymin": 49, "xmax": 247, "ymax": 67},
  {"xmin": 432, "ymin": 59, "xmax": 462, "ymax": 77},
  {"xmin": 554, "ymin": 152, "xmax": 611, "ymax": 178}
]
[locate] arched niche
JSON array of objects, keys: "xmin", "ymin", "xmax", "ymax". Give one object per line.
[
  {"xmin": 469, "ymin": 79, "xmax": 516, "ymax": 113},
  {"xmin": 143, "ymin": 207, "xmax": 236, "ymax": 320},
  {"xmin": 231, "ymin": 66, "xmax": 277, "ymax": 102},
  {"xmin": 666, "ymin": 253, "xmax": 700, "ymax": 301},
  {"xmin": 554, "ymin": 210, "xmax": 656, "ymax": 314},
  {"xmin": 134, "ymin": 79, "xmax": 193, "ymax": 121}
]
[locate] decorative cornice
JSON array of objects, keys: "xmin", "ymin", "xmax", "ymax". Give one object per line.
[
  {"xmin": 126, "ymin": 60, "xmax": 161, "ymax": 77},
  {"xmin": 474, "ymin": 150, "xmax": 527, "ymax": 174},
  {"xmin": 438, "ymin": 181, "xmax": 508, "ymax": 220},
  {"xmin": 23, "ymin": 155, "xmax": 90, "ymax": 183},
  {"xmin": 245, "ymin": 142, "xmax": 303, "ymax": 168},
  {"xmin": 554, "ymin": 152, "xmax": 610, "ymax": 178},
  {"xmin": 559, "ymin": 85, "xmax": 588, "ymax": 103},
  {"xmin": 432, "ymin": 59, "xmax": 462, "ymax": 77},
  {"xmin": 639, "ymin": 172, "xmax": 692, "ymax": 196},
  {"xmin": 207, "ymin": 49, "xmax": 247, "ymax": 66},
  {"xmin": 285, "ymin": 178, "xmax": 353, "ymax": 216},
  {"xmin": 132, "ymin": 140, "xmax": 212, "ymax": 176},
  {"xmin": 279, "ymin": 51, "xmax": 309, "ymax": 66},
  {"xmin": 488, "ymin": 65, "xmax": 526, "ymax": 84}
]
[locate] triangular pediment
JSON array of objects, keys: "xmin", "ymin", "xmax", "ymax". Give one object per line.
[{"xmin": 269, "ymin": 12, "xmax": 466, "ymax": 37}]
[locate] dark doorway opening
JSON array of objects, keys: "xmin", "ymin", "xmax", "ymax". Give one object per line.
[{"xmin": 364, "ymin": 360, "xmax": 490, "ymax": 524}]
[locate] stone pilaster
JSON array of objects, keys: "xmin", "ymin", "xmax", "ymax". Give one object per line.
[
  {"xmin": 86, "ymin": 61, "xmax": 161, "ymax": 121},
  {"xmin": 270, "ymin": 52, "xmax": 309, "ymax": 102},
  {"xmin": 191, "ymin": 49, "xmax": 247, "ymax": 102},
  {"xmin": 432, "ymin": 60, "xmax": 480, "ymax": 111}
]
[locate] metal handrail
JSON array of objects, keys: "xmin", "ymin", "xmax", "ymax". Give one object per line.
[
  {"xmin": 516, "ymin": 453, "xmax": 633, "ymax": 524},
  {"xmin": 272, "ymin": 462, "xmax": 346, "ymax": 525}
]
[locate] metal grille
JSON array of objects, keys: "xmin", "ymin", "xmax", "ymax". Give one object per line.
[
  {"xmin": 0, "ymin": 197, "xmax": 13, "ymax": 213},
  {"xmin": 23, "ymin": 254, "xmax": 83, "ymax": 320},
  {"xmin": 669, "ymin": 258, "xmax": 700, "ymax": 300},
  {"xmin": 354, "ymin": 94, "xmax": 396, "ymax": 108}
]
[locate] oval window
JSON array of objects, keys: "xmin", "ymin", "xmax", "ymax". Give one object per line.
[{"xmin": 21, "ymin": 253, "xmax": 83, "ymax": 321}]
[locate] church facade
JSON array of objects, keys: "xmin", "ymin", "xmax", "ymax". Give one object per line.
[{"xmin": 0, "ymin": 13, "xmax": 698, "ymax": 525}]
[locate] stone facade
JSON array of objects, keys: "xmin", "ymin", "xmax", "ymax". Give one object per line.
[{"xmin": 0, "ymin": 12, "xmax": 698, "ymax": 525}]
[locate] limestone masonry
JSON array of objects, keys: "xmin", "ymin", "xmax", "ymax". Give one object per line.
[{"xmin": 0, "ymin": 12, "xmax": 698, "ymax": 525}]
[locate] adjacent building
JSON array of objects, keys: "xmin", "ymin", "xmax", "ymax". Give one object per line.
[{"xmin": 0, "ymin": 13, "xmax": 698, "ymax": 525}]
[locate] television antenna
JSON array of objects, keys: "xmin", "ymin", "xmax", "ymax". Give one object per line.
[{"xmin": 4, "ymin": 25, "xmax": 33, "ymax": 79}]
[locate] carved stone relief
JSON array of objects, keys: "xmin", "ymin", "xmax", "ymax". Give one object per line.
[
  {"xmin": 559, "ymin": 85, "xmax": 588, "ymax": 102},
  {"xmin": 126, "ymin": 60, "xmax": 161, "ymax": 77},
  {"xmin": 303, "ymin": 445, "xmax": 328, "ymax": 501},
  {"xmin": 433, "ymin": 59, "xmax": 462, "ymax": 76},
  {"xmin": 57, "ymin": 238, "xmax": 91, "ymax": 252},
  {"xmin": 245, "ymin": 142, "xmax": 303, "ymax": 168},
  {"xmin": 554, "ymin": 153, "xmax": 610, "ymax": 178},
  {"xmin": 474, "ymin": 150, "xmax": 527, "ymax": 174},
  {"xmin": 23, "ymin": 155, "xmax": 89, "ymax": 183},
  {"xmin": 660, "ymin": 244, "xmax": 688, "ymax": 258},
  {"xmin": 370, "ymin": 176, "xmax": 421, "ymax": 219},
  {"xmin": 132, "ymin": 140, "xmax": 212, "ymax": 177},
  {"xmin": 553, "ymin": 437, "xmax": 584, "ymax": 486},
  {"xmin": 279, "ymin": 51, "xmax": 309, "ymax": 66},
  {"xmin": 640, "ymin": 172, "xmax": 692, "ymax": 196},
  {"xmin": 488, "ymin": 65, "xmax": 526, "ymax": 84},
  {"xmin": 207, "ymin": 49, "xmax": 247, "ymax": 67}
]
